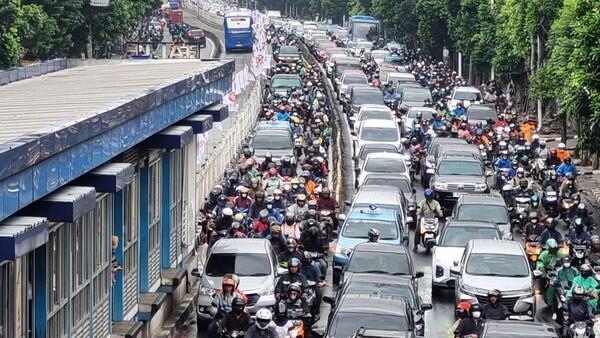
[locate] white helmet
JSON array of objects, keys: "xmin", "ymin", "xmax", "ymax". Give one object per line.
[
  {"xmin": 255, "ymin": 308, "xmax": 272, "ymax": 329},
  {"xmin": 558, "ymin": 142, "xmax": 566, "ymax": 149},
  {"xmin": 532, "ymin": 134, "xmax": 540, "ymax": 140}
]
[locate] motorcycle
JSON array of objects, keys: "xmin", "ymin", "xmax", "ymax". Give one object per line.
[
  {"xmin": 418, "ymin": 212, "xmax": 440, "ymax": 254},
  {"xmin": 524, "ymin": 235, "xmax": 543, "ymax": 270},
  {"xmin": 513, "ymin": 193, "xmax": 531, "ymax": 231},
  {"xmin": 221, "ymin": 329, "xmax": 245, "ymax": 338},
  {"xmin": 570, "ymin": 243, "xmax": 589, "ymax": 269},
  {"xmin": 542, "ymin": 185, "xmax": 559, "ymax": 218},
  {"xmin": 563, "ymin": 320, "xmax": 594, "ymax": 338}
]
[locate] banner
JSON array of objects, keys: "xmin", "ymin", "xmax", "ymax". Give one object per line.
[{"xmin": 196, "ymin": 133, "xmax": 208, "ymax": 166}]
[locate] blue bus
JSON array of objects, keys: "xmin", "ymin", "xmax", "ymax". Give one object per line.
[
  {"xmin": 348, "ymin": 15, "xmax": 382, "ymax": 43},
  {"xmin": 224, "ymin": 12, "xmax": 254, "ymax": 52}
]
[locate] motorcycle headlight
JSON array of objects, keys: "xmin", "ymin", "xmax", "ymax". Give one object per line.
[
  {"xmin": 335, "ymin": 245, "xmax": 351, "ymax": 256},
  {"xmin": 434, "ymin": 182, "xmax": 447, "ymax": 190},
  {"xmin": 475, "ymin": 183, "xmax": 488, "ymax": 192},
  {"xmin": 403, "ymin": 154, "xmax": 411, "ymax": 161},
  {"xmin": 200, "ymin": 286, "xmax": 216, "ymax": 296}
]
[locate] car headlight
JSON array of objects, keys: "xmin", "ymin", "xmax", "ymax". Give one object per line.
[
  {"xmin": 257, "ymin": 285, "xmax": 274, "ymax": 296},
  {"xmin": 460, "ymin": 284, "xmax": 479, "ymax": 295},
  {"xmin": 335, "ymin": 245, "xmax": 351, "ymax": 256},
  {"xmin": 434, "ymin": 182, "xmax": 447, "ymax": 190},
  {"xmin": 474, "ymin": 183, "xmax": 487, "ymax": 192},
  {"xmin": 200, "ymin": 286, "xmax": 216, "ymax": 296}
]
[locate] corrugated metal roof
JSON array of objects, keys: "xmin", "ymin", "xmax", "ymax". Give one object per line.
[{"xmin": 0, "ymin": 59, "xmax": 227, "ymax": 144}]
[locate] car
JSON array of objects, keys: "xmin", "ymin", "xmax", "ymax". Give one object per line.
[
  {"xmin": 451, "ymin": 193, "xmax": 512, "ymax": 239},
  {"xmin": 384, "ymin": 72, "xmax": 415, "ymax": 86},
  {"xmin": 353, "ymin": 143, "xmax": 399, "ymax": 171},
  {"xmin": 327, "ymin": 53, "xmax": 352, "ymax": 76},
  {"xmin": 359, "ymin": 174, "xmax": 417, "ymax": 227},
  {"xmin": 270, "ymin": 74, "xmax": 302, "ymax": 96},
  {"xmin": 319, "ymin": 294, "xmax": 419, "ymax": 338},
  {"xmin": 339, "ymin": 70, "xmax": 369, "ymax": 99},
  {"xmin": 194, "ymin": 239, "xmax": 280, "ymax": 324},
  {"xmin": 275, "ymin": 45, "xmax": 300, "ymax": 63},
  {"xmin": 186, "ymin": 29, "xmax": 206, "ymax": 47},
  {"xmin": 344, "ymin": 86, "xmax": 384, "ymax": 116},
  {"xmin": 349, "ymin": 104, "xmax": 394, "ymax": 134},
  {"xmin": 402, "ymin": 107, "xmax": 436, "ymax": 135},
  {"xmin": 382, "ymin": 55, "xmax": 406, "ymax": 68},
  {"xmin": 251, "ymin": 128, "xmax": 294, "ymax": 164},
  {"xmin": 466, "ymin": 104, "xmax": 497, "ymax": 126},
  {"xmin": 334, "ymin": 273, "xmax": 432, "ymax": 336},
  {"xmin": 334, "ymin": 205, "xmax": 409, "ymax": 281},
  {"xmin": 434, "ymin": 143, "xmax": 484, "ymax": 164},
  {"xmin": 356, "ymin": 152, "xmax": 409, "ymax": 188},
  {"xmin": 256, "ymin": 120, "xmax": 291, "ymax": 132},
  {"xmin": 354, "ymin": 119, "xmax": 401, "ymax": 157},
  {"xmin": 480, "ymin": 321, "xmax": 560, "ymax": 338},
  {"xmin": 430, "ymin": 153, "xmax": 491, "ymax": 210},
  {"xmin": 421, "ymin": 137, "xmax": 467, "ymax": 188},
  {"xmin": 371, "ymin": 50, "xmax": 391, "ymax": 65},
  {"xmin": 431, "ymin": 220, "xmax": 502, "ymax": 293},
  {"xmin": 333, "ymin": 57, "xmax": 362, "ymax": 88},
  {"xmin": 350, "ymin": 328, "xmax": 415, "ymax": 338},
  {"xmin": 454, "ymin": 239, "xmax": 536, "ymax": 321},
  {"xmin": 398, "ymin": 87, "xmax": 432, "ymax": 113},
  {"xmin": 447, "ymin": 86, "xmax": 483, "ymax": 111},
  {"xmin": 341, "ymin": 243, "xmax": 424, "ymax": 283}
]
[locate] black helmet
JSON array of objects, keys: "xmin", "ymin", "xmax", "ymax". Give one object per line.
[
  {"xmin": 519, "ymin": 179, "xmax": 528, "ymax": 189},
  {"xmin": 488, "ymin": 289, "xmax": 501, "ymax": 299},
  {"xmin": 308, "ymin": 226, "xmax": 319, "ymax": 237},
  {"xmin": 218, "ymin": 194, "xmax": 228, "ymax": 203},
  {"xmin": 289, "ymin": 257, "xmax": 301, "ymax": 270},
  {"xmin": 573, "ymin": 284, "xmax": 586, "ymax": 300},
  {"xmin": 368, "ymin": 228, "xmax": 380, "ymax": 242},
  {"xmin": 282, "ymin": 156, "xmax": 290, "ymax": 165},
  {"xmin": 232, "ymin": 297, "xmax": 246, "ymax": 310},
  {"xmin": 470, "ymin": 303, "xmax": 482, "ymax": 314},
  {"xmin": 288, "ymin": 283, "xmax": 302, "ymax": 294}
]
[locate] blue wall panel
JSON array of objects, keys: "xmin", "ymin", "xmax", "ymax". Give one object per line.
[{"xmin": 0, "ymin": 77, "xmax": 230, "ymax": 220}]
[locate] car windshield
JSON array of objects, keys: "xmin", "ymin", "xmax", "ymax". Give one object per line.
[
  {"xmin": 468, "ymin": 108, "xmax": 497, "ymax": 121},
  {"xmin": 279, "ymin": 46, "xmax": 298, "ymax": 54},
  {"xmin": 440, "ymin": 226, "xmax": 500, "ymax": 247},
  {"xmin": 359, "ymin": 110, "xmax": 391, "ymax": 121},
  {"xmin": 252, "ymin": 133, "xmax": 292, "ymax": 150},
  {"xmin": 466, "ymin": 253, "xmax": 529, "ymax": 277},
  {"xmin": 348, "ymin": 252, "xmax": 410, "ymax": 275},
  {"xmin": 438, "ymin": 161, "xmax": 482, "ymax": 176},
  {"xmin": 342, "ymin": 219, "xmax": 398, "ymax": 239},
  {"xmin": 454, "ymin": 91, "xmax": 482, "ymax": 101},
  {"xmin": 352, "ymin": 22, "xmax": 379, "ymax": 42},
  {"xmin": 364, "ymin": 158, "xmax": 406, "ymax": 173},
  {"xmin": 457, "ymin": 205, "xmax": 509, "ymax": 224},
  {"xmin": 363, "ymin": 177, "xmax": 411, "ymax": 193},
  {"xmin": 205, "ymin": 253, "xmax": 271, "ymax": 276},
  {"xmin": 353, "ymin": 91, "xmax": 384, "ymax": 105},
  {"xmin": 359, "ymin": 145, "xmax": 398, "ymax": 160},
  {"xmin": 344, "ymin": 75, "xmax": 368, "ymax": 84},
  {"xmin": 345, "ymin": 283, "xmax": 415, "ymax": 307},
  {"xmin": 407, "ymin": 109, "xmax": 435, "ymax": 120},
  {"xmin": 402, "ymin": 88, "xmax": 431, "ymax": 102},
  {"xmin": 389, "ymin": 75, "xmax": 414, "ymax": 83},
  {"xmin": 372, "ymin": 51, "xmax": 390, "ymax": 59},
  {"xmin": 336, "ymin": 64, "xmax": 361, "ymax": 77},
  {"xmin": 361, "ymin": 127, "xmax": 398, "ymax": 142},
  {"xmin": 272, "ymin": 77, "xmax": 302, "ymax": 88},
  {"xmin": 332, "ymin": 313, "xmax": 408, "ymax": 338}
]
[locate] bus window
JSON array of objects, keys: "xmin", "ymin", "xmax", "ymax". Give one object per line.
[{"xmin": 226, "ymin": 17, "xmax": 251, "ymax": 29}]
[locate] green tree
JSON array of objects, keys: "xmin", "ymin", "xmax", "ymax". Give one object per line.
[
  {"xmin": 371, "ymin": 0, "xmax": 417, "ymax": 45},
  {"xmin": 19, "ymin": 4, "xmax": 58, "ymax": 59},
  {"xmin": 415, "ymin": 0, "xmax": 450, "ymax": 57},
  {"xmin": 0, "ymin": 0, "xmax": 22, "ymax": 68}
]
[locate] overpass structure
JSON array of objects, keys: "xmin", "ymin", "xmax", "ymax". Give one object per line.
[{"xmin": 0, "ymin": 58, "xmax": 233, "ymax": 338}]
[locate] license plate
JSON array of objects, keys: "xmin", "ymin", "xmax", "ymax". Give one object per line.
[
  {"xmin": 453, "ymin": 192, "xmax": 463, "ymax": 198},
  {"xmin": 424, "ymin": 233, "xmax": 434, "ymax": 239}
]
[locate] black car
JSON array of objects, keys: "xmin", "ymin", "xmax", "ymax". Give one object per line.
[
  {"xmin": 421, "ymin": 137, "xmax": 467, "ymax": 188},
  {"xmin": 398, "ymin": 87, "xmax": 432, "ymax": 113},
  {"xmin": 481, "ymin": 321, "xmax": 559, "ymax": 338},
  {"xmin": 186, "ymin": 29, "xmax": 206, "ymax": 48},
  {"xmin": 341, "ymin": 243, "xmax": 424, "ymax": 285},
  {"xmin": 344, "ymin": 86, "xmax": 384, "ymax": 116},
  {"xmin": 352, "ymin": 328, "xmax": 414, "ymax": 338},
  {"xmin": 334, "ymin": 273, "xmax": 432, "ymax": 336},
  {"xmin": 317, "ymin": 294, "xmax": 419, "ymax": 338},
  {"xmin": 275, "ymin": 45, "xmax": 300, "ymax": 63},
  {"xmin": 466, "ymin": 104, "xmax": 497, "ymax": 126}
]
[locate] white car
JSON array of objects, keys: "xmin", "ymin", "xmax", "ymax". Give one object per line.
[
  {"xmin": 339, "ymin": 70, "xmax": 368, "ymax": 99},
  {"xmin": 384, "ymin": 72, "xmax": 415, "ymax": 86},
  {"xmin": 447, "ymin": 86, "xmax": 483, "ymax": 111},
  {"xmin": 356, "ymin": 152, "xmax": 410, "ymax": 187},
  {"xmin": 403, "ymin": 107, "xmax": 436, "ymax": 134},
  {"xmin": 371, "ymin": 50, "xmax": 391, "ymax": 65},
  {"xmin": 431, "ymin": 220, "xmax": 501, "ymax": 294},
  {"xmin": 350, "ymin": 104, "xmax": 394, "ymax": 134},
  {"xmin": 354, "ymin": 119, "xmax": 401, "ymax": 157}
]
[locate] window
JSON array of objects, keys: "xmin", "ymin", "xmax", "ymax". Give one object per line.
[
  {"xmin": 123, "ymin": 174, "xmax": 140, "ymax": 317},
  {"xmin": 72, "ymin": 211, "xmax": 93, "ymax": 327},
  {"xmin": 170, "ymin": 150, "xmax": 183, "ymax": 265},
  {"xmin": 92, "ymin": 194, "xmax": 112, "ymax": 307},
  {"xmin": 47, "ymin": 223, "xmax": 69, "ymax": 338},
  {"xmin": 0, "ymin": 261, "xmax": 14, "ymax": 338},
  {"xmin": 148, "ymin": 159, "xmax": 162, "ymax": 288}
]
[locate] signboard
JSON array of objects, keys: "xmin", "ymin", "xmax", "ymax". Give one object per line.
[{"xmin": 90, "ymin": 0, "xmax": 110, "ymax": 7}]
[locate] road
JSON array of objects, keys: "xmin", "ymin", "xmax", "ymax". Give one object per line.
[{"xmin": 163, "ymin": 30, "xmax": 215, "ymax": 58}]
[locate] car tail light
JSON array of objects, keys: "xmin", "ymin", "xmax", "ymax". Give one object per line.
[{"xmin": 200, "ymin": 31, "xmax": 205, "ymax": 37}]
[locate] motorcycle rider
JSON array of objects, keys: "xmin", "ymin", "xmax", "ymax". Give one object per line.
[
  {"xmin": 415, "ymin": 189, "xmax": 443, "ymax": 252},
  {"xmin": 527, "ymin": 195, "xmax": 544, "ymax": 216},
  {"xmin": 546, "ymin": 148, "xmax": 562, "ymax": 168},
  {"xmin": 207, "ymin": 274, "xmax": 247, "ymax": 338},
  {"xmin": 549, "ymin": 257, "xmax": 579, "ymax": 307},
  {"xmin": 524, "ymin": 211, "xmax": 544, "ymax": 238},
  {"xmin": 233, "ymin": 187, "xmax": 253, "ymax": 211},
  {"xmin": 263, "ymin": 168, "xmax": 284, "ymax": 191},
  {"xmin": 482, "ymin": 289, "xmax": 510, "ymax": 320},
  {"xmin": 453, "ymin": 303, "xmax": 485, "ymax": 338},
  {"xmin": 568, "ymin": 218, "xmax": 592, "ymax": 244},
  {"xmin": 266, "ymin": 225, "xmax": 287, "ymax": 255},
  {"xmin": 274, "ymin": 284, "xmax": 310, "ymax": 321},
  {"xmin": 279, "ymin": 156, "xmax": 296, "ymax": 177},
  {"xmin": 367, "ymin": 228, "xmax": 380, "ymax": 243},
  {"xmin": 215, "ymin": 207, "xmax": 234, "ymax": 231},
  {"xmin": 565, "ymin": 285, "xmax": 597, "ymax": 337},
  {"xmin": 587, "ymin": 235, "xmax": 600, "ymax": 266},
  {"xmin": 494, "ymin": 151, "xmax": 512, "ymax": 170},
  {"xmin": 536, "ymin": 238, "xmax": 561, "ymax": 271},
  {"xmin": 245, "ymin": 308, "xmax": 279, "ymax": 338},
  {"xmin": 264, "ymin": 196, "xmax": 283, "ymax": 224},
  {"xmin": 281, "ymin": 213, "xmax": 301, "ymax": 241},
  {"xmin": 452, "ymin": 101, "xmax": 466, "ymax": 116},
  {"xmin": 287, "ymin": 194, "xmax": 309, "ymax": 218},
  {"xmin": 557, "ymin": 143, "xmax": 571, "ymax": 162},
  {"xmin": 567, "ymin": 263, "xmax": 599, "ymax": 311},
  {"xmin": 540, "ymin": 218, "xmax": 563, "ymax": 245},
  {"xmin": 575, "ymin": 203, "xmax": 594, "ymax": 230},
  {"xmin": 275, "ymin": 258, "xmax": 308, "ymax": 300},
  {"xmin": 300, "ymin": 250, "xmax": 324, "ymax": 315},
  {"xmin": 218, "ymin": 297, "xmax": 252, "ymax": 337},
  {"xmin": 272, "ymin": 189, "xmax": 287, "ymax": 212},
  {"xmin": 557, "ymin": 157, "xmax": 578, "ymax": 178},
  {"xmin": 278, "ymin": 238, "xmax": 303, "ymax": 267}
]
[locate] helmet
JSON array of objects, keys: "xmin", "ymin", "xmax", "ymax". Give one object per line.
[
  {"xmin": 289, "ymin": 257, "xmax": 301, "ymax": 269},
  {"xmin": 321, "ymin": 187, "xmax": 331, "ymax": 195},
  {"xmin": 255, "ymin": 308, "xmax": 273, "ymax": 329},
  {"xmin": 222, "ymin": 276, "xmax": 236, "ymax": 287},
  {"xmin": 223, "ymin": 208, "xmax": 234, "ymax": 217},
  {"xmin": 545, "ymin": 217, "xmax": 555, "ymax": 228},
  {"xmin": 296, "ymin": 194, "xmax": 307, "ymax": 202},
  {"xmin": 581, "ymin": 263, "xmax": 593, "ymax": 273},
  {"xmin": 288, "ymin": 284, "xmax": 302, "ymax": 299},
  {"xmin": 268, "ymin": 167, "xmax": 277, "ymax": 176},
  {"xmin": 573, "ymin": 285, "xmax": 586, "ymax": 300},
  {"xmin": 368, "ymin": 228, "xmax": 380, "ymax": 242},
  {"xmin": 232, "ymin": 297, "xmax": 246, "ymax": 311},
  {"xmin": 531, "ymin": 195, "xmax": 539, "ymax": 205},
  {"xmin": 519, "ymin": 179, "xmax": 528, "ymax": 189},
  {"xmin": 424, "ymin": 189, "xmax": 433, "ymax": 198},
  {"xmin": 255, "ymin": 191, "xmax": 265, "ymax": 199},
  {"xmin": 545, "ymin": 238, "xmax": 558, "ymax": 250},
  {"xmin": 234, "ymin": 213, "xmax": 244, "ymax": 222},
  {"xmin": 470, "ymin": 303, "xmax": 482, "ymax": 315},
  {"xmin": 528, "ymin": 211, "xmax": 538, "ymax": 222},
  {"xmin": 271, "ymin": 224, "xmax": 281, "ymax": 234},
  {"xmin": 282, "ymin": 156, "xmax": 290, "ymax": 165},
  {"xmin": 286, "ymin": 238, "xmax": 297, "ymax": 248},
  {"xmin": 488, "ymin": 289, "xmax": 501, "ymax": 300},
  {"xmin": 558, "ymin": 143, "xmax": 566, "ymax": 150}
]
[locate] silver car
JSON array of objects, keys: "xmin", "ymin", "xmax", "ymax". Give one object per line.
[
  {"xmin": 454, "ymin": 239, "xmax": 535, "ymax": 321},
  {"xmin": 194, "ymin": 239, "xmax": 281, "ymax": 323}
]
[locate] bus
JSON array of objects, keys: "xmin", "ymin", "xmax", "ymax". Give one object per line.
[
  {"xmin": 348, "ymin": 15, "xmax": 382, "ymax": 43},
  {"xmin": 224, "ymin": 12, "xmax": 254, "ymax": 52}
]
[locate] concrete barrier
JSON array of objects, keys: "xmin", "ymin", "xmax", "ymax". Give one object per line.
[{"xmin": 0, "ymin": 58, "xmax": 67, "ymax": 86}]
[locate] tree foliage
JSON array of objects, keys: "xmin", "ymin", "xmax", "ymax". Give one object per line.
[
  {"xmin": 19, "ymin": 4, "xmax": 58, "ymax": 59},
  {"xmin": 0, "ymin": 0, "xmax": 22, "ymax": 68}
]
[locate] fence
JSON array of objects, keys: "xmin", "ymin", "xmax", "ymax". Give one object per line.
[{"xmin": 0, "ymin": 58, "xmax": 67, "ymax": 86}]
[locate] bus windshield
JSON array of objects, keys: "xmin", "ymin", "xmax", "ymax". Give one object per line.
[
  {"xmin": 226, "ymin": 17, "xmax": 251, "ymax": 29},
  {"xmin": 352, "ymin": 22, "xmax": 379, "ymax": 42}
]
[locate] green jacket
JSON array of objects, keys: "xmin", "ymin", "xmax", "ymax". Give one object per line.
[
  {"xmin": 555, "ymin": 266, "xmax": 579, "ymax": 287},
  {"xmin": 567, "ymin": 275, "xmax": 599, "ymax": 298},
  {"xmin": 535, "ymin": 250, "xmax": 559, "ymax": 271}
]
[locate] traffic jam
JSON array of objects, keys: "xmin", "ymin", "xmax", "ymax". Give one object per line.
[{"xmin": 193, "ymin": 15, "xmax": 596, "ymax": 338}]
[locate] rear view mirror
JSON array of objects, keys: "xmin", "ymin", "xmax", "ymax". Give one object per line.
[
  {"xmin": 323, "ymin": 296, "xmax": 336, "ymax": 306},
  {"xmin": 415, "ymin": 271, "xmax": 424, "ymax": 279},
  {"xmin": 421, "ymin": 303, "xmax": 433, "ymax": 311},
  {"xmin": 338, "ymin": 213, "xmax": 346, "ymax": 221},
  {"xmin": 191, "ymin": 268, "xmax": 202, "ymax": 277},
  {"xmin": 406, "ymin": 216, "xmax": 414, "ymax": 224},
  {"xmin": 533, "ymin": 270, "xmax": 543, "ymax": 278}
]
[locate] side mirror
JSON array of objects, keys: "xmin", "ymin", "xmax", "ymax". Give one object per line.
[
  {"xmin": 533, "ymin": 270, "xmax": 543, "ymax": 278},
  {"xmin": 349, "ymin": 116, "xmax": 356, "ymax": 122},
  {"xmin": 446, "ymin": 95, "xmax": 451, "ymax": 99},
  {"xmin": 426, "ymin": 168, "xmax": 435, "ymax": 175},
  {"xmin": 338, "ymin": 213, "xmax": 346, "ymax": 221},
  {"xmin": 311, "ymin": 327, "xmax": 325, "ymax": 338},
  {"xmin": 486, "ymin": 170, "xmax": 494, "ymax": 177},
  {"xmin": 450, "ymin": 266, "xmax": 461, "ymax": 275},
  {"xmin": 340, "ymin": 93, "xmax": 346, "ymax": 98},
  {"xmin": 421, "ymin": 303, "xmax": 433, "ymax": 311},
  {"xmin": 406, "ymin": 216, "xmax": 414, "ymax": 224},
  {"xmin": 411, "ymin": 188, "xmax": 417, "ymax": 194},
  {"xmin": 351, "ymin": 135, "xmax": 358, "ymax": 142},
  {"xmin": 191, "ymin": 268, "xmax": 202, "ymax": 277},
  {"xmin": 323, "ymin": 296, "xmax": 336, "ymax": 306},
  {"xmin": 277, "ymin": 267, "xmax": 287, "ymax": 276},
  {"xmin": 415, "ymin": 271, "xmax": 425, "ymax": 279}
]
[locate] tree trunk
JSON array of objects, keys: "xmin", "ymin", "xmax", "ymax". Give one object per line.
[
  {"xmin": 536, "ymin": 33, "xmax": 543, "ymax": 130},
  {"xmin": 468, "ymin": 56, "xmax": 474, "ymax": 85}
]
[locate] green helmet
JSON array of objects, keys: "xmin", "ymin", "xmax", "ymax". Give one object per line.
[{"xmin": 545, "ymin": 238, "xmax": 558, "ymax": 250}]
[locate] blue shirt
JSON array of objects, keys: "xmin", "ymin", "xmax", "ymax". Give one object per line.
[
  {"xmin": 452, "ymin": 107, "xmax": 466, "ymax": 116},
  {"xmin": 494, "ymin": 158, "xmax": 512, "ymax": 170},
  {"xmin": 431, "ymin": 119, "xmax": 445, "ymax": 130},
  {"xmin": 557, "ymin": 163, "xmax": 577, "ymax": 177},
  {"xmin": 276, "ymin": 111, "xmax": 290, "ymax": 121}
]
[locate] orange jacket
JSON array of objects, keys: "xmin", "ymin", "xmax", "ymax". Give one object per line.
[
  {"xmin": 520, "ymin": 122, "xmax": 537, "ymax": 142},
  {"xmin": 557, "ymin": 149, "xmax": 571, "ymax": 162}
]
